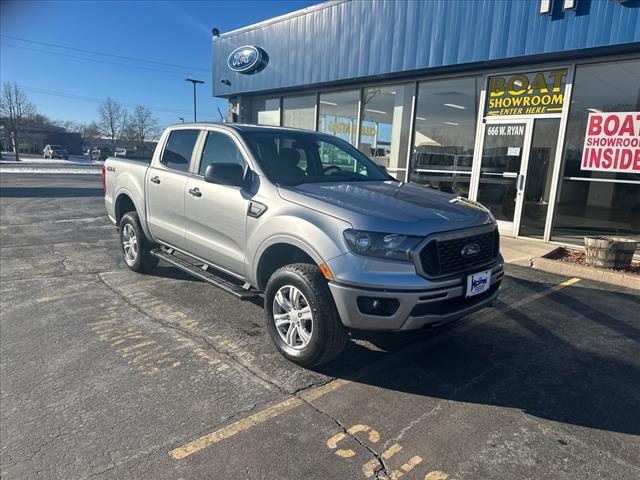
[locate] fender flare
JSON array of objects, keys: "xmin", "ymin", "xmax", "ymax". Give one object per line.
[
  {"xmin": 251, "ymin": 234, "xmax": 327, "ymax": 288},
  {"xmin": 114, "ymin": 187, "xmax": 153, "ymax": 240}
]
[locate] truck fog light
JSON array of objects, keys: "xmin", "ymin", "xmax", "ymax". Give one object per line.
[{"xmin": 356, "ymin": 297, "xmax": 400, "ymax": 317}]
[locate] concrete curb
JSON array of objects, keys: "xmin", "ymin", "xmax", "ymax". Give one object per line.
[{"xmin": 532, "ymin": 255, "xmax": 640, "ymax": 290}]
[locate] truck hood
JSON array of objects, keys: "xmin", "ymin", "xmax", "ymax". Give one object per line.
[{"xmin": 278, "ymin": 181, "xmax": 493, "ymax": 235}]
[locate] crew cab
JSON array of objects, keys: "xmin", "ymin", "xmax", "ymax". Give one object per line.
[{"xmin": 103, "ymin": 123, "xmax": 503, "ymax": 366}]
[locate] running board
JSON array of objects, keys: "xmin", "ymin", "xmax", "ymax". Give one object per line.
[{"xmin": 150, "ymin": 249, "xmax": 259, "ymax": 300}]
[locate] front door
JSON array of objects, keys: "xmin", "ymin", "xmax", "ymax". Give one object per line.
[
  {"xmin": 185, "ymin": 129, "xmax": 249, "ymax": 277},
  {"xmin": 473, "ymin": 118, "xmax": 561, "ymax": 238},
  {"xmin": 475, "ymin": 120, "xmax": 532, "ymax": 236}
]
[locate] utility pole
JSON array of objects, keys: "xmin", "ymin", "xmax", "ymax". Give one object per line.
[{"xmin": 185, "ymin": 78, "xmax": 204, "ymax": 122}]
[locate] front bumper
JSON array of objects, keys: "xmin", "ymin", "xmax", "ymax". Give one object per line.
[{"xmin": 328, "ymin": 262, "xmax": 503, "ymax": 331}]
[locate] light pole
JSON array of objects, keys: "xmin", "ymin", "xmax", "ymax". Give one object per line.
[
  {"xmin": 179, "ymin": 117, "xmax": 184, "ymax": 123},
  {"xmin": 185, "ymin": 78, "xmax": 204, "ymax": 122}
]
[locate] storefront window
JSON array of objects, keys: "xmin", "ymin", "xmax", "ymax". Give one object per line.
[
  {"xmin": 251, "ymin": 98, "xmax": 280, "ymax": 126},
  {"xmin": 318, "ymin": 90, "xmax": 359, "ymax": 145},
  {"xmin": 283, "ymin": 95, "xmax": 316, "ymax": 130},
  {"xmin": 409, "ymin": 76, "xmax": 480, "ymax": 197},
  {"xmin": 552, "ymin": 59, "xmax": 640, "ymax": 244},
  {"xmin": 360, "ymin": 84, "xmax": 413, "ymax": 176}
]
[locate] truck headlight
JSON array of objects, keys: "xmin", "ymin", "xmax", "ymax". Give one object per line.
[{"xmin": 343, "ymin": 229, "xmax": 422, "ymax": 261}]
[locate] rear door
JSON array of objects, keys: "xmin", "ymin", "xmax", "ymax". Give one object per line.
[
  {"xmin": 184, "ymin": 129, "xmax": 249, "ymax": 277},
  {"xmin": 146, "ymin": 129, "xmax": 201, "ymax": 249}
]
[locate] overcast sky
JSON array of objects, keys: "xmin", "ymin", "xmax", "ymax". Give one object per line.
[{"xmin": 0, "ymin": 0, "xmax": 317, "ymax": 128}]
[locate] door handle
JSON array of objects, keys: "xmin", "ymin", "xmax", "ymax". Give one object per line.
[
  {"xmin": 188, "ymin": 187, "xmax": 202, "ymax": 198},
  {"xmin": 150, "ymin": 176, "xmax": 161, "ymax": 184},
  {"xmin": 517, "ymin": 174, "xmax": 524, "ymax": 192}
]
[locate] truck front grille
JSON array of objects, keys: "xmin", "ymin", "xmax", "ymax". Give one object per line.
[{"xmin": 418, "ymin": 228, "xmax": 499, "ymax": 277}]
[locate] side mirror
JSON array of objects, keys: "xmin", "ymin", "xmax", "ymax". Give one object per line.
[
  {"xmin": 378, "ymin": 164, "xmax": 388, "ymax": 173},
  {"xmin": 204, "ymin": 163, "xmax": 245, "ymax": 187}
]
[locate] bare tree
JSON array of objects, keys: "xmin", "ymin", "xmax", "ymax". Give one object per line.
[
  {"xmin": 128, "ymin": 105, "xmax": 159, "ymax": 153},
  {"xmin": 0, "ymin": 82, "xmax": 35, "ymax": 161},
  {"xmin": 73, "ymin": 121, "xmax": 101, "ymax": 149},
  {"xmin": 98, "ymin": 97, "xmax": 127, "ymax": 146}
]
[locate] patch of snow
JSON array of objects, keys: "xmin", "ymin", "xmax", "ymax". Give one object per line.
[{"xmin": 0, "ymin": 167, "xmax": 101, "ymax": 175}]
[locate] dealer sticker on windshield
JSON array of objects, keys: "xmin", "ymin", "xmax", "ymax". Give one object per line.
[{"xmin": 466, "ymin": 270, "xmax": 491, "ymax": 297}]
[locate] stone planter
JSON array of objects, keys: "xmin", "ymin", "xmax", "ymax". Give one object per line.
[{"xmin": 584, "ymin": 236, "xmax": 637, "ymax": 269}]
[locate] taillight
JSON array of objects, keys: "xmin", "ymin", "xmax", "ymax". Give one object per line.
[{"xmin": 101, "ymin": 164, "xmax": 106, "ymax": 196}]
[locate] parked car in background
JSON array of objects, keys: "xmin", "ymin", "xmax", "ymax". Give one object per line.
[
  {"xmin": 103, "ymin": 123, "xmax": 503, "ymax": 367},
  {"xmin": 90, "ymin": 147, "xmax": 113, "ymax": 161},
  {"xmin": 114, "ymin": 147, "xmax": 127, "ymax": 157},
  {"xmin": 43, "ymin": 144, "xmax": 68, "ymax": 159}
]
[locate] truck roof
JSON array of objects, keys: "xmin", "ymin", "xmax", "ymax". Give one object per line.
[{"xmin": 169, "ymin": 122, "xmax": 326, "ymax": 135}]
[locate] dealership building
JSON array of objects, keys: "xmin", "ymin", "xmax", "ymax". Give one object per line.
[{"xmin": 212, "ymin": 0, "xmax": 640, "ymax": 246}]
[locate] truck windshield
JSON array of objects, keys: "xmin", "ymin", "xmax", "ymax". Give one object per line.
[{"xmin": 242, "ymin": 131, "xmax": 392, "ymax": 186}]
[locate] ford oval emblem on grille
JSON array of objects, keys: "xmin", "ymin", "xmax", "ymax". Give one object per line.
[{"xmin": 461, "ymin": 243, "xmax": 481, "ymax": 258}]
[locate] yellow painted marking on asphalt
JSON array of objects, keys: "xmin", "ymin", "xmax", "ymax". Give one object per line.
[
  {"xmin": 298, "ymin": 379, "xmax": 350, "ymax": 402},
  {"xmin": 190, "ymin": 346, "xmax": 229, "ymax": 374},
  {"xmin": 346, "ymin": 424, "xmax": 369, "ymax": 435},
  {"xmin": 381, "ymin": 443, "xmax": 402, "ymax": 460},
  {"xmin": 169, "ymin": 276, "xmax": 583, "ymax": 460},
  {"xmin": 386, "ymin": 455, "xmax": 423, "ymax": 479},
  {"xmin": 110, "ymin": 334, "xmax": 145, "ymax": 346},
  {"xmin": 118, "ymin": 340, "xmax": 156, "ymax": 353},
  {"xmin": 170, "ymin": 379, "xmax": 348, "ymax": 460},
  {"xmin": 326, "ymin": 432, "xmax": 356, "ymax": 458},
  {"xmin": 401, "ymin": 455, "xmax": 423, "ymax": 472},
  {"xmin": 126, "ymin": 347, "xmax": 165, "ymax": 362},
  {"xmin": 425, "ymin": 471, "xmax": 448, "ymax": 480},
  {"xmin": 362, "ymin": 458, "xmax": 379, "ymax": 478},
  {"xmin": 170, "ymin": 396, "xmax": 305, "ymax": 460},
  {"xmin": 336, "ymin": 448, "xmax": 356, "ymax": 458},
  {"xmin": 346, "ymin": 424, "xmax": 380, "ymax": 444}
]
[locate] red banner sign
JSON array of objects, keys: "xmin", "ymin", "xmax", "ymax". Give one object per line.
[{"xmin": 581, "ymin": 112, "xmax": 640, "ymax": 173}]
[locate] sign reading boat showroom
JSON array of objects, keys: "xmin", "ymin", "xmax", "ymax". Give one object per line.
[
  {"xmin": 581, "ymin": 112, "xmax": 640, "ymax": 173},
  {"xmin": 486, "ymin": 69, "xmax": 568, "ymax": 116}
]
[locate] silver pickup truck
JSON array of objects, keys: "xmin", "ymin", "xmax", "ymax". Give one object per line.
[{"xmin": 103, "ymin": 123, "xmax": 503, "ymax": 366}]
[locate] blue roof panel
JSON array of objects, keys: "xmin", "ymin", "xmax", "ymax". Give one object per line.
[{"xmin": 212, "ymin": 0, "xmax": 640, "ymax": 97}]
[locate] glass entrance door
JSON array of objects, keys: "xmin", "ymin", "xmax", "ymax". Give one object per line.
[
  {"xmin": 473, "ymin": 118, "xmax": 561, "ymax": 238},
  {"xmin": 519, "ymin": 118, "xmax": 560, "ymax": 238},
  {"xmin": 476, "ymin": 121, "xmax": 531, "ymax": 235}
]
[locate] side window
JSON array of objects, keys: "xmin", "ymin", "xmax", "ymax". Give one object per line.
[
  {"xmin": 199, "ymin": 131, "xmax": 246, "ymax": 175},
  {"xmin": 160, "ymin": 129, "xmax": 199, "ymax": 172}
]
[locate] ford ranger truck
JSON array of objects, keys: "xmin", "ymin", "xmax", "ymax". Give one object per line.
[{"xmin": 103, "ymin": 124, "xmax": 503, "ymax": 367}]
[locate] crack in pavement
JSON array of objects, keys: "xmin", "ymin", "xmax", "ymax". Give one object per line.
[
  {"xmin": 95, "ymin": 272, "xmax": 389, "ymax": 475},
  {"xmin": 96, "ymin": 272, "xmax": 280, "ymax": 393}
]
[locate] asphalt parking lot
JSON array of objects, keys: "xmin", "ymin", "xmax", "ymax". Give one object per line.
[{"xmin": 1, "ymin": 172, "xmax": 639, "ymax": 480}]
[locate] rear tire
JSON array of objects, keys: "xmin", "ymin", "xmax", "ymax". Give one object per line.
[
  {"xmin": 119, "ymin": 211, "xmax": 159, "ymax": 273},
  {"xmin": 264, "ymin": 263, "xmax": 348, "ymax": 367}
]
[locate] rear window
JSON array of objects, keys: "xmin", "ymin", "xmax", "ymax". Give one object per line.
[{"xmin": 160, "ymin": 130, "xmax": 199, "ymax": 172}]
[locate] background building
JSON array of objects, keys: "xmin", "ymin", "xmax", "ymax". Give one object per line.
[{"xmin": 212, "ymin": 0, "xmax": 640, "ymax": 246}]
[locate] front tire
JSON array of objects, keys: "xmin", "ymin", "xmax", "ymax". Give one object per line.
[
  {"xmin": 119, "ymin": 212, "xmax": 158, "ymax": 273},
  {"xmin": 264, "ymin": 263, "xmax": 348, "ymax": 367}
]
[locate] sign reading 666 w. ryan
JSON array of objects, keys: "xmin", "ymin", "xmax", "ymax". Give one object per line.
[{"xmin": 581, "ymin": 112, "xmax": 640, "ymax": 173}]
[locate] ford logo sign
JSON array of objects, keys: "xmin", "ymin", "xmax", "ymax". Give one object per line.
[
  {"xmin": 461, "ymin": 243, "xmax": 481, "ymax": 258},
  {"xmin": 227, "ymin": 46, "xmax": 265, "ymax": 73}
]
